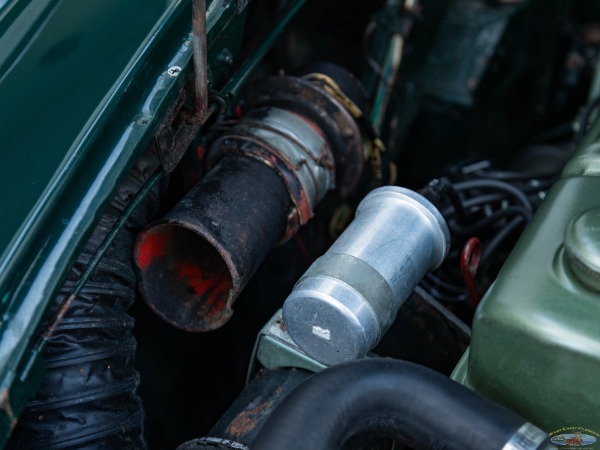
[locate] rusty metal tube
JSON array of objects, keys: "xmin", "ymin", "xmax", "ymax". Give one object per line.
[
  {"xmin": 135, "ymin": 68, "xmax": 366, "ymax": 332},
  {"xmin": 191, "ymin": 0, "xmax": 209, "ymax": 122},
  {"xmin": 134, "ymin": 155, "xmax": 292, "ymax": 331},
  {"xmin": 134, "ymin": 107, "xmax": 338, "ymax": 331}
]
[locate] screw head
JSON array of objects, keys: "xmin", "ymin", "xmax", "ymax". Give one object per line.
[{"xmin": 167, "ymin": 66, "xmax": 182, "ymax": 77}]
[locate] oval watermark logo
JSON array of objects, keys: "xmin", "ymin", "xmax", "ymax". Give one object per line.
[{"xmin": 550, "ymin": 427, "xmax": 599, "ymax": 449}]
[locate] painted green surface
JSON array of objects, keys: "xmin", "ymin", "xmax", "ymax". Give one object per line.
[
  {"xmin": 0, "ymin": 0, "xmax": 168, "ymax": 272},
  {"xmin": 0, "ymin": 0, "xmax": 308, "ymax": 443},
  {"xmin": 0, "ymin": 0, "xmax": 251, "ymax": 445},
  {"xmin": 455, "ymin": 119, "xmax": 600, "ymax": 432}
]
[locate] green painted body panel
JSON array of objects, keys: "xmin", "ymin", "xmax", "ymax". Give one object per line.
[
  {"xmin": 454, "ymin": 121, "xmax": 600, "ymax": 432},
  {"xmin": 0, "ymin": 0, "xmax": 168, "ymax": 262},
  {"xmin": 0, "ymin": 0, "xmax": 250, "ymax": 444}
]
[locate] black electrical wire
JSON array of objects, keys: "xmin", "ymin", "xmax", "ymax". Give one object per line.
[
  {"xmin": 471, "ymin": 168, "xmax": 560, "ymax": 182},
  {"xmin": 424, "ymin": 175, "xmax": 538, "ymax": 305},
  {"xmin": 452, "ymin": 179, "xmax": 533, "ymax": 212},
  {"xmin": 461, "ymin": 193, "xmax": 507, "ymax": 209},
  {"xmin": 481, "ymin": 216, "xmax": 526, "ymax": 267},
  {"xmin": 438, "ymin": 178, "xmax": 467, "ymax": 222},
  {"xmin": 425, "ymin": 272, "xmax": 465, "ymax": 294},
  {"xmin": 472, "ymin": 169, "xmax": 532, "ymax": 181},
  {"xmin": 420, "ymin": 279, "xmax": 468, "ymax": 304},
  {"xmin": 422, "ymin": 171, "xmax": 548, "ymax": 306},
  {"xmin": 441, "ymin": 193, "xmax": 506, "ymax": 217},
  {"xmin": 448, "ymin": 205, "xmax": 532, "ymax": 236},
  {"xmin": 421, "ymin": 287, "xmax": 468, "ymax": 304}
]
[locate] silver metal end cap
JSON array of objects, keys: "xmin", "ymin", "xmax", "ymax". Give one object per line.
[{"xmin": 282, "ymin": 276, "xmax": 380, "ymax": 366}]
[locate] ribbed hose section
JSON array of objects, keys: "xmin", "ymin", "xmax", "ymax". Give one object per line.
[{"xmin": 8, "ymin": 152, "xmax": 163, "ymax": 449}]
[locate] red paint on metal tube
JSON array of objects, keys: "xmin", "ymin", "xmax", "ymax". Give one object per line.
[
  {"xmin": 136, "ymin": 231, "xmax": 166, "ymax": 269},
  {"xmin": 176, "ymin": 263, "xmax": 231, "ymax": 312}
]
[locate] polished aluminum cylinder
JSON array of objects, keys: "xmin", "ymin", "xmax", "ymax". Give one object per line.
[{"xmin": 283, "ymin": 186, "xmax": 450, "ymax": 365}]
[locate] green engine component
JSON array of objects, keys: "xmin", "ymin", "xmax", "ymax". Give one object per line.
[{"xmin": 453, "ymin": 119, "xmax": 600, "ymax": 432}]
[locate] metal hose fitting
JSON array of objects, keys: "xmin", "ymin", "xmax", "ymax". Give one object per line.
[{"xmin": 283, "ymin": 186, "xmax": 450, "ymax": 365}]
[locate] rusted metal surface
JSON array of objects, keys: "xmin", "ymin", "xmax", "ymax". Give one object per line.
[
  {"xmin": 246, "ymin": 76, "xmax": 364, "ymax": 198},
  {"xmin": 134, "ymin": 156, "xmax": 292, "ymax": 331},
  {"xmin": 136, "ymin": 74, "xmax": 365, "ymax": 332},
  {"xmin": 154, "ymin": 84, "xmax": 219, "ymax": 172},
  {"xmin": 209, "ymin": 108, "xmax": 335, "ymax": 241},
  {"xmin": 153, "ymin": 82, "xmax": 202, "ymax": 172},
  {"xmin": 154, "ymin": 0, "xmax": 210, "ymax": 171},
  {"xmin": 190, "ymin": 0, "xmax": 209, "ymax": 123},
  {"xmin": 210, "ymin": 135, "xmax": 314, "ymax": 241},
  {"xmin": 207, "ymin": 368, "xmax": 311, "ymax": 446},
  {"xmin": 135, "ymin": 105, "xmax": 343, "ymax": 331},
  {"xmin": 226, "ymin": 399, "xmax": 274, "ymax": 437}
]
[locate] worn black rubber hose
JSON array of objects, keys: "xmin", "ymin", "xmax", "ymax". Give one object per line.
[
  {"xmin": 252, "ymin": 358, "xmax": 551, "ymax": 450},
  {"xmin": 8, "ymin": 152, "xmax": 162, "ymax": 449}
]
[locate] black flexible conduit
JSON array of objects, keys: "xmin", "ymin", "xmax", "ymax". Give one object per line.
[
  {"xmin": 252, "ymin": 358, "xmax": 552, "ymax": 450},
  {"xmin": 8, "ymin": 152, "xmax": 164, "ymax": 449}
]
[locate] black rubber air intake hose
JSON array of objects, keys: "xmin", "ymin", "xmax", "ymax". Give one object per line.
[
  {"xmin": 8, "ymin": 152, "xmax": 162, "ymax": 449},
  {"xmin": 252, "ymin": 358, "xmax": 553, "ymax": 450}
]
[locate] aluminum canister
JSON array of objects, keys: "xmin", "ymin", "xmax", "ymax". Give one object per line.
[{"xmin": 283, "ymin": 186, "xmax": 450, "ymax": 365}]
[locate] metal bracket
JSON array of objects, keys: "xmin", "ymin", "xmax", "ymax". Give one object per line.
[
  {"xmin": 246, "ymin": 309, "xmax": 327, "ymax": 384},
  {"xmin": 153, "ymin": 0, "xmax": 210, "ymax": 172},
  {"xmin": 190, "ymin": 0, "xmax": 209, "ymax": 123},
  {"xmin": 153, "ymin": 86, "xmax": 201, "ymax": 172}
]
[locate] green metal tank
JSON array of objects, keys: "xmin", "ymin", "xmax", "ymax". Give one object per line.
[{"xmin": 453, "ymin": 120, "xmax": 600, "ymax": 434}]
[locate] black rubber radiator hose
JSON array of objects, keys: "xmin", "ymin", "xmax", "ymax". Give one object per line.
[
  {"xmin": 252, "ymin": 358, "xmax": 553, "ymax": 450},
  {"xmin": 8, "ymin": 151, "xmax": 163, "ymax": 449}
]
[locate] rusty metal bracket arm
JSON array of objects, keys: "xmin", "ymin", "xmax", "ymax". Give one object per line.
[{"xmin": 191, "ymin": 0, "xmax": 209, "ymax": 124}]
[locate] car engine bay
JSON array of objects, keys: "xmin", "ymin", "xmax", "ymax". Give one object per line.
[{"xmin": 2, "ymin": 0, "xmax": 600, "ymax": 448}]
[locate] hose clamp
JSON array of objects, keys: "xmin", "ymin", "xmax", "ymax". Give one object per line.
[{"xmin": 502, "ymin": 423, "xmax": 551, "ymax": 450}]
